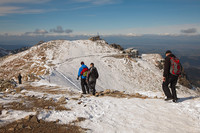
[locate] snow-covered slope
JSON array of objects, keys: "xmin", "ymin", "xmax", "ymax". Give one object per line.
[
  {"xmin": 0, "ymin": 40, "xmax": 192, "ymax": 94},
  {"xmin": 0, "ymin": 39, "xmax": 200, "ymax": 133}
]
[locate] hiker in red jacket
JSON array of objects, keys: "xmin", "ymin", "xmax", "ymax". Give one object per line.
[{"xmin": 162, "ymin": 50, "xmax": 182, "ymax": 103}]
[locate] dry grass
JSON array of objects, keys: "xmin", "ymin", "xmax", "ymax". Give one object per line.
[
  {"xmin": 95, "ymin": 90, "xmax": 160, "ymax": 99},
  {"xmin": 23, "ymin": 85, "xmax": 78, "ymax": 95},
  {"xmin": 0, "ymin": 116, "xmax": 87, "ymax": 133},
  {"xmin": 4, "ymin": 96, "xmax": 70, "ymax": 111}
]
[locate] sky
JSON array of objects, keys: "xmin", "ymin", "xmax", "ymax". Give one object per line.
[{"xmin": 0, "ymin": 0, "xmax": 200, "ymax": 36}]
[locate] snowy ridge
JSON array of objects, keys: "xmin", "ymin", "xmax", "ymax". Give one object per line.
[
  {"xmin": 0, "ymin": 39, "xmax": 200, "ymax": 132},
  {"xmin": 0, "ymin": 39, "xmax": 197, "ymax": 95}
]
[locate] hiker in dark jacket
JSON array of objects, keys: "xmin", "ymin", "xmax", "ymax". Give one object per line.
[
  {"xmin": 18, "ymin": 73, "xmax": 22, "ymax": 84},
  {"xmin": 87, "ymin": 63, "xmax": 99, "ymax": 95},
  {"xmin": 77, "ymin": 61, "xmax": 89, "ymax": 94},
  {"xmin": 162, "ymin": 50, "xmax": 181, "ymax": 103}
]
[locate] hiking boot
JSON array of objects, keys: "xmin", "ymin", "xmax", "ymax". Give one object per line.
[
  {"xmin": 173, "ymin": 98, "xmax": 179, "ymax": 103},
  {"xmin": 164, "ymin": 97, "xmax": 173, "ymax": 101}
]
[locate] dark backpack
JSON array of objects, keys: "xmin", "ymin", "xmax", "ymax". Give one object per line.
[
  {"xmin": 92, "ymin": 67, "xmax": 99, "ymax": 79},
  {"xmin": 170, "ymin": 57, "xmax": 181, "ymax": 76}
]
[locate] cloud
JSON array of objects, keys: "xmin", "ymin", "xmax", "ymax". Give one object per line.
[
  {"xmin": 24, "ymin": 29, "xmax": 48, "ymax": 35},
  {"xmin": 23, "ymin": 27, "xmax": 73, "ymax": 36},
  {"xmin": 181, "ymin": 28, "xmax": 197, "ymax": 34},
  {"xmin": 0, "ymin": 0, "xmax": 50, "ymax": 16},
  {"xmin": 0, "ymin": 0, "xmax": 50, "ymax": 5},
  {"xmin": 73, "ymin": 0, "xmax": 121, "ymax": 5},
  {"xmin": 50, "ymin": 26, "xmax": 73, "ymax": 34},
  {"xmin": 0, "ymin": 6, "xmax": 44, "ymax": 16}
]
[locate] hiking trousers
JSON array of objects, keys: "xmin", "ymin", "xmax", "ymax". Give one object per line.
[
  {"xmin": 162, "ymin": 74, "xmax": 178, "ymax": 100},
  {"xmin": 18, "ymin": 78, "xmax": 22, "ymax": 84},
  {"xmin": 81, "ymin": 78, "xmax": 89, "ymax": 94},
  {"xmin": 88, "ymin": 81, "xmax": 96, "ymax": 95}
]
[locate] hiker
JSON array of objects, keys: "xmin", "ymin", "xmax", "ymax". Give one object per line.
[
  {"xmin": 18, "ymin": 73, "xmax": 22, "ymax": 84},
  {"xmin": 77, "ymin": 61, "xmax": 89, "ymax": 94},
  {"xmin": 87, "ymin": 63, "xmax": 99, "ymax": 95},
  {"xmin": 162, "ymin": 50, "xmax": 182, "ymax": 103}
]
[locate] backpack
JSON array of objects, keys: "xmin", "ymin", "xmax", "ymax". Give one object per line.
[
  {"xmin": 91, "ymin": 67, "xmax": 99, "ymax": 79},
  {"xmin": 170, "ymin": 57, "xmax": 181, "ymax": 76},
  {"xmin": 81, "ymin": 67, "xmax": 88, "ymax": 77}
]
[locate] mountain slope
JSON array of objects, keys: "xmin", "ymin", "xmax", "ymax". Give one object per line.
[
  {"xmin": 0, "ymin": 48, "xmax": 9, "ymax": 57},
  {"xmin": 0, "ymin": 40, "xmax": 194, "ymax": 95},
  {"xmin": 0, "ymin": 39, "xmax": 200, "ymax": 133}
]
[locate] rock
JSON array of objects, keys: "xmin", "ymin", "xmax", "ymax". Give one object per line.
[
  {"xmin": 49, "ymin": 98, "xmax": 54, "ymax": 101},
  {"xmin": 135, "ymin": 93, "xmax": 141, "ymax": 97},
  {"xmin": 76, "ymin": 117, "xmax": 86, "ymax": 122},
  {"xmin": 78, "ymin": 101, "xmax": 82, "ymax": 104},
  {"xmin": 16, "ymin": 119, "xmax": 23, "ymax": 123},
  {"xmin": 40, "ymin": 119, "xmax": 45, "ymax": 123},
  {"xmin": 26, "ymin": 126, "xmax": 32, "ymax": 130},
  {"xmin": 24, "ymin": 115, "xmax": 32, "ymax": 121},
  {"xmin": 79, "ymin": 94, "xmax": 84, "ymax": 98},
  {"xmin": 21, "ymin": 92, "xmax": 26, "ymax": 95},
  {"xmin": 20, "ymin": 99, "xmax": 25, "ymax": 104},
  {"xmin": 8, "ymin": 127, "xmax": 15, "ymax": 131},
  {"xmin": 95, "ymin": 92, "xmax": 100, "ymax": 97},
  {"xmin": 15, "ymin": 87, "xmax": 23, "ymax": 93},
  {"xmin": 58, "ymin": 96, "xmax": 66, "ymax": 104},
  {"xmin": 30, "ymin": 115, "xmax": 39, "ymax": 123},
  {"xmin": 100, "ymin": 93, "xmax": 104, "ymax": 96},
  {"xmin": 89, "ymin": 36, "xmax": 101, "ymax": 41},
  {"xmin": 54, "ymin": 119, "xmax": 60, "ymax": 123},
  {"xmin": 104, "ymin": 89, "xmax": 111, "ymax": 94},
  {"xmin": 110, "ymin": 43, "xmax": 124, "ymax": 51},
  {"xmin": 33, "ymin": 107, "xmax": 37, "ymax": 112},
  {"xmin": 44, "ymin": 106, "xmax": 49, "ymax": 109},
  {"xmin": 17, "ymin": 124, "xmax": 25, "ymax": 129}
]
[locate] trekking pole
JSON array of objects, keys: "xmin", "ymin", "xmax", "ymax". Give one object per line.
[{"xmin": 55, "ymin": 70, "xmax": 81, "ymax": 90}]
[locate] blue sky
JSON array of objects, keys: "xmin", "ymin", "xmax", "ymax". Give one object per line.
[{"xmin": 0, "ymin": 0, "xmax": 200, "ymax": 35}]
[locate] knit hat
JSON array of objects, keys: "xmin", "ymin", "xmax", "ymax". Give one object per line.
[{"xmin": 165, "ymin": 50, "xmax": 172, "ymax": 54}]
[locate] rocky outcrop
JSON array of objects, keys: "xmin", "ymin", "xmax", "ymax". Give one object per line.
[
  {"xmin": 110, "ymin": 43, "xmax": 124, "ymax": 51},
  {"xmin": 89, "ymin": 36, "xmax": 101, "ymax": 41},
  {"xmin": 0, "ymin": 48, "xmax": 10, "ymax": 57},
  {"xmin": 124, "ymin": 48, "xmax": 139, "ymax": 58}
]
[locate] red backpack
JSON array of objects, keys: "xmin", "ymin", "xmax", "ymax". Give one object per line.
[
  {"xmin": 170, "ymin": 57, "xmax": 181, "ymax": 76},
  {"xmin": 81, "ymin": 67, "xmax": 88, "ymax": 77}
]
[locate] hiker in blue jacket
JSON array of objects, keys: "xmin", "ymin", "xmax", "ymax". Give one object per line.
[{"xmin": 77, "ymin": 61, "xmax": 89, "ymax": 94}]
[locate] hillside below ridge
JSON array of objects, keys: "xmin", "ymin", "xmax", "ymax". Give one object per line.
[
  {"xmin": 0, "ymin": 39, "xmax": 200, "ymax": 133},
  {"xmin": 0, "ymin": 39, "xmax": 196, "ymax": 95}
]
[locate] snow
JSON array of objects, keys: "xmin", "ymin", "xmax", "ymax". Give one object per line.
[
  {"xmin": 0, "ymin": 110, "xmax": 35, "ymax": 126},
  {"xmin": 0, "ymin": 39, "xmax": 200, "ymax": 132},
  {"xmin": 38, "ymin": 96, "xmax": 200, "ymax": 133}
]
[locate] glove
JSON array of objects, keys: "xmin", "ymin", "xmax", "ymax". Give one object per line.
[{"xmin": 77, "ymin": 77, "xmax": 79, "ymax": 80}]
